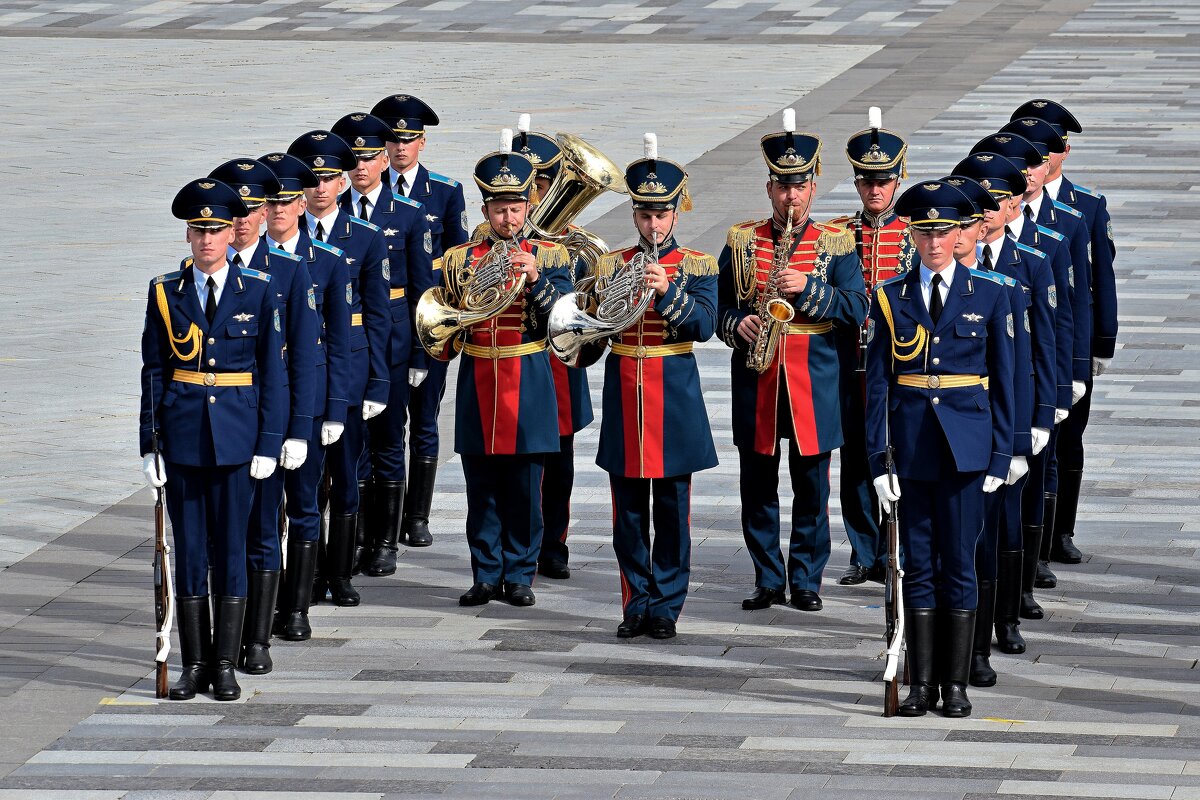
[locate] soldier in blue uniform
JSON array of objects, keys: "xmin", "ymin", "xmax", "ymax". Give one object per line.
[
  {"xmin": 1010, "ymin": 101, "xmax": 1118, "ymax": 575},
  {"xmin": 866, "ymin": 181, "xmax": 1015, "ymax": 718},
  {"xmin": 372, "ymin": 94, "xmax": 471, "ymax": 548},
  {"xmin": 717, "ymin": 114, "xmax": 868, "ymax": 612},
  {"xmin": 140, "ymin": 179, "xmax": 287, "ymax": 701},
  {"xmin": 207, "ymin": 158, "xmax": 318, "ymax": 675},
  {"xmin": 258, "ymin": 152, "xmax": 353, "ymax": 642},
  {"xmin": 330, "ymin": 112, "xmax": 435, "ymax": 578},
  {"xmin": 287, "ymin": 130, "xmax": 391, "ymax": 607}
]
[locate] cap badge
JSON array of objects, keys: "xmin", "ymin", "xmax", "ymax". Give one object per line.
[
  {"xmin": 976, "ymin": 154, "xmax": 994, "ymax": 162},
  {"xmin": 777, "ymin": 147, "xmax": 802, "ymax": 167},
  {"xmin": 397, "ymin": 119, "xmax": 407, "ymax": 129},
  {"xmin": 311, "ymin": 133, "xmax": 328, "ymax": 141},
  {"xmin": 922, "ymin": 183, "xmax": 941, "ymax": 191},
  {"xmin": 394, "ymin": 95, "xmax": 410, "ymax": 101},
  {"xmin": 238, "ymin": 185, "xmax": 251, "ymax": 196},
  {"xmin": 313, "ymin": 156, "xmax": 326, "ymax": 168},
  {"xmin": 237, "ymin": 162, "xmax": 255, "ymax": 171},
  {"xmin": 198, "ymin": 181, "xmax": 215, "ymax": 190},
  {"xmin": 354, "ymin": 137, "xmax": 366, "ymax": 147},
  {"xmin": 995, "ymin": 135, "xmax": 1012, "ymax": 144},
  {"xmin": 980, "ymin": 179, "xmax": 992, "ymax": 190},
  {"xmin": 200, "ymin": 207, "xmax": 213, "ymax": 218},
  {"xmin": 637, "ymin": 172, "xmax": 667, "ymax": 194},
  {"xmin": 266, "ymin": 154, "xmax": 283, "ymax": 162},
  {"xmin": 861, "ymin": 145, "xmax": 891, "ymax": 164},
  {"xmin": 491, "ymin": 166, "xmax": 521, "ymax": 187},
  {"xmin": 926, "ymin": 208, "xmax": 939, "ymax": 219},
  {"xmin": 945, "ymin": 178, "xmax": 963, "ymax": 187},
  {"xmin": 1020, "ymin": 118, "xmax": 1037, "ymax": 127},
  {"xmin": 350, "ymin": 114, "xmax": 366, "ymax": 122},
  {"xmin": 1032, "ymin": 100, "xmax": 1048, "ymax": 108}
]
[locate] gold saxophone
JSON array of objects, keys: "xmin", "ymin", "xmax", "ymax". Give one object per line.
[{"xmin": 746, "ymin": 209, "xmax": 798, "ymax": 373}]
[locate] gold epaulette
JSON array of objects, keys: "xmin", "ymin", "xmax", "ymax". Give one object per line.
[
  {"xmin": 470, "ymin": 221, "xmax": 491, "ymax": 242},
  {"xmin": 825, "ymin": 214, "xmax": 853, "ymax": 227},
  {"xmin": 814, "ymin": 220, "xmax": 855, "ymax": 256},
  {"xmin": 678, "ymin": 248, "xmax": 719, "ymax": 277},
  {"xmin": 594, "ymin": 250, "xmax": 629, "ymax": 280},
  {"xmin": 534, "ymin": 241, "xmax": 571, "ymax": 272},
  {"xmin": 727, "ymin": 220, "xmax": 766, "ymax": 304}
]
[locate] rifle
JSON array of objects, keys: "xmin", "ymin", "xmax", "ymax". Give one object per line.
[
  {"xmin": 881, "ymin": 444, "xmax": 904, "ymax": 717},
  {"xmin": 853, "ymin": 213, "xmax": 869, "ymax": 374},
  {"xmin": 149, "ymin": 382, "xmax": 175, "ymax": 699}
]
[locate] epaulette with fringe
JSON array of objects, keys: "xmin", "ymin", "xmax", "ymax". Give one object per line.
[
  {"xmin": 813, "ymin": 220, "xmax": 855, "ymax": 256},
  {"xmin": 469, "ymin": 221, "xmax": 491, "ymax": 243},
  {"xmin": 594, "ymin": 249, "xmax": 633, "ymax": 280},
  {"xmin": 677, "ymin": 248, "xmax": 718, "ymax": 276},
  {"xmin": 534, "ymin": 241, "xmax": 571, "ymax": 273},
  {"xmin": 825, "ymin": 214, "xmax": 853, "ymax": 226}
]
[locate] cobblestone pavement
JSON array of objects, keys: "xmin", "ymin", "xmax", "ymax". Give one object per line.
[{"xmin": 1, "ymin": 0, "xmax": 1199, "ymax": 797}]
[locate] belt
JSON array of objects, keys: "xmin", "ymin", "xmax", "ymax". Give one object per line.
[
  {"xmin": 896, "ymin": 374, "xmax": 989, "ymax": 390},
  {"xmin": 461, "ymin": 340, "xmax": 547, "ymax": 359},
  {"xmin": 172, "ymin": 369, "xmax": 253, "ymax": 387},
  {"xmin": 389, "ymin": 287, "xmax": 406, "ymax": 300},
  {"xmin": 610, "ymin": 342, "xmax": 694, "ymax": 359},
  {"xmin": 785, "ymin": 322, "xmax": 833, "ymax": 335},
  {"xmin": 351, "ymin": 313, "xmax": 363, "ymax": 326}
]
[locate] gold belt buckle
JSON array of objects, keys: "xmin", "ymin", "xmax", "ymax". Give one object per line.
[
  {"xmin": 635, "ymin": 345, "xmax": 647, "ymax": 359},
  {"xmin": 204, "ymin": 372, "xmax": 217, "ymax": 387},
  {"xmin": 927, "ymin": 375, "xmax": 941, "ymax": 389},
  {"xmin": 490, "ymin": 345, "xmax": 499, "ymax": 359}
]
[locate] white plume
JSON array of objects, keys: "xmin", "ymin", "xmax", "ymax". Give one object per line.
[
  {"xmin": 517, "ymin": 113, "xmax": 531, "ymax": 134},
  {"xmin": 644, "ymin": 132, "xmax": 658, "ymax": 159},
  {"xmin": 499, "ymin": 128, "xmax": 513, "ymax": 153},
  {"xmin": 782, "ymin": 108, "xmax": 796, "ymax": 133},
  {"xmin": 868, "ymin": 106, "xmax": 882, "ymax": 131}
]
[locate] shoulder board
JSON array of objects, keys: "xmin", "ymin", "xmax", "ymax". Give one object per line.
[
  {"xmin": 1014, "ymin": 241, "xmax": 1046, "ymax": 259},
  {"xmin": 152, "ymin": 270, "xmax": 183, "ymax": 285},
  {"xmin": 968, "ymin": 268, "xmax": 1004, "ymax": 285},
  {"xmin": 877, "ymin": 273, "xmax": 906, "ymax": 289},
  {"xmin": 241, "ymin": 267, "xmax": 271, "ymax": 282},
  {"xmin": 267, "ymin": 246, "xmax": 302, "ymax": 262},
  {"xmin": 393, "ymin": 192, "xmax": 421, "ymax": 208},
  {"xmin": 312, "ymin": 239, "xmax": 344, "ymax": 258},
  {"xmin": 1072, "ymin": 183, "xmax": 1101, "ymax": 199},
  {"xmin": 470, "ymin": 221, "xmax": 491, "ymax": 242},
  {"xmin": 349, "ymin": 216, "xmax": 381, "ymax": 232},
  {"xmin": 679, "ymin": 250, "xmax": 718, "ymax": 277},
  {"xmin": 814, "ymin": 220, "xmax": 855, "ymax": 256},
  {"xmin": 178, "ymin": 256, "xmax": 194, "ymax": 269},
  {"xmin": 1052, "ymin": 199, "xmax": 1083, "ymax": 218},
  {"xmin": 428, "ymin": 171, "xmax": 460, "ymax": 188},
  {"xmin": 1035, "ymin": 224, "xmax": 1064, "ymax": 241}
]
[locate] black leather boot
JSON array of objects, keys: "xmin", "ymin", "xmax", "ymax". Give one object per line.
[
  {"xmin": 169, "ymin": 596, "xmax": 211, "ymax": 701},
  {"xmin": 353, "ymin": 478, "xmax": 372, "ymax": 575},
  {"xmin": 1052, "ymin": 469, "xmax": 1084, "ymax": 563},
  {"xmin": 971, "ymin": 579, "xmax": 998, "ymax": 687},
  {"xmin": 240, "ymin": 570, "xmax": 279, "ymax": 675},
  {"xmin": 940, "ymin": 609, "xmax": 975, "ymax": 718},
  {"xmin": 279, "ymin": 540, "xmax": 318, "ymax": 641},
  {"xmin": 898, "ymin": 608, "xmax": 936, "ymax": 717},
  {"xmin": 1020, "ymin": 524, "xmax": 1045, "ymax": 620},
  {"xmin": 996, "ymin": 549, "xmax": 1027, "ymax": 653},
  {"xmin": 366, "ymin": 479, "xmax": 404, "ymax": 576},
  {"xmin": 212, "ymin": 596, "xmax": 246, "ymax": 701},
  {"xmin": 327, "ymin": 512, "xmax": 361, "ymax": 606},
  {"xmin": 403, "ymin": 455, "xmax": 437, "ymax": 547},
  {"xmin": 313, "ymin": 513, "xmax": 329, "ymax": 604},
  {"xmin": 1036, "ymin": 493, "xmax": 1058, "ymax": 588}
]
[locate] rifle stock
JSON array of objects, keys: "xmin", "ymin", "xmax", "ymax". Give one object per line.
[
  {"xmin": 881, "ymin": 447, "xmax": 904, "ymax": 717},
  {"xmin": 153, "ymin": 485, "xmax": 170, "ymax": 698}
]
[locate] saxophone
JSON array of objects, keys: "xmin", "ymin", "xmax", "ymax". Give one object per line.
[{"xmin": 746, "ymin": 209, "xmax": 798, "ymax": 373}]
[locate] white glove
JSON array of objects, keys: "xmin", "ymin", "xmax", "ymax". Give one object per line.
[
  {"xmin": 872, "ymin": 475, "xmax": 901, "ymax": 514},
  {"xmin": 1071, "ymin": 380, "xmax": 1087, "ymax": 405},
  {"xmin": 1092, "ymin": 357, "xmax": 1111, "ymax": 377},
  {"xmin": 250, "ymin": 455, "xmax": 277, "ymax": 480},
  {"xmin": 321, "ymin": 421, "xmax": 344, "ymax": 446},
  {"xmin": 280, "ymin": 438, "xmax": 308, "ymax": 470},
  {"xmin": 1006, "ymin": 456, "xmax": 1029, "ymax": 485},
  {"xmin": 982, "ymin": 475, "xmax": 1005, "ymax": 493},
  {"xmin": 1054, "ymin": 408, "xmax": 1069, "ymax": 425},
  {"xmin": 1031, "ymin": 427, "xmax": 1050, "ymax": 455},
  {"xmin": 409, "ymin": 368, "xmax": 428, "ymax": 387},
  {"xmin": 142, "ymin": 453, "xmax": 167, "ymax": 488},
  {"xmin": 362, "ymin": 400, "xmax": 386, "ymax": 420}
]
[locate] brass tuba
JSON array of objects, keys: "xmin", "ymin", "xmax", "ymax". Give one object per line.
[{"xmin": 415, "ymin": 237, "xmax": 524, "ymax": 358}]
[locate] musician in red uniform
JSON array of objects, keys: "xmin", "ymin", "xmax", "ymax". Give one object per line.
[
  {"xmin": 827, "ymin": 108, "xmax": 919, "ymax": 587},
  {"xmin": 429, "ymin": 131, "xmax": 573, "ymax": 607},
  {"xmin": 597, "ymin": 133, "xmax": 718, "ymax": 641},
  {"xmin": 717, "ymin": 110, "xmax": 868, "ymax": 613}
]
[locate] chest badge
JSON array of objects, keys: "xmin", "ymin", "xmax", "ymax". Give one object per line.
[
  {"xmin": 384, "ymin": 228, "xmax": 398, "ymax": 237},
  {"xmin": 962, "ymin": 312, "xmax": 983, "ymax": 322},
  {"xmin": 233, "ymin": 313, "xmax": 255, "ymax": 322}
]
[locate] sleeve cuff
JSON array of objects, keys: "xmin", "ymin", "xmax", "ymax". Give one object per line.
[{"xmin": 324, "ymin": 399, "xmax": 348, "ymax": 426}]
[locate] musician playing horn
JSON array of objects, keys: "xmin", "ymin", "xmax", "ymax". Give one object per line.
[
  {"xmin": 597, "ymin": 133, "xmax": 718, "ymax": 641},
  {"xmin": 425, "ymin": 130, "xmax": 573, "ymax": 608},
  {"xmin": 716, "ymin": 110, "xmax": 867, "ymax": 614}
]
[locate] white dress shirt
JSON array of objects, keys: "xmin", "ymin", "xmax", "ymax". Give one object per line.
[
  {"xmin": 1044, "ymin": 174, "xmax": 1064, "ymax": 202},
  {"xmin": 919, "ymin": 261, "xmax": 955, "ymax": 315},
  {"xmin": 978, "ymin": 231, "xmax": 1007, "ymax": 267},
  {"xmin": 229, "ymin": 240, "xmax": 259, "ymax": 269},
  {"xmin": 389, "ymin": 164, "xmax": 420, "ymax": 197},
  {"xmin": 306, "ymin": 208, "xmax": 340, "ymax": 241},
  {"xmin": 1022, "ymin": 188, "xmax": 1047, "ymax": 222},
  {"xmin": 194, "ymin": 262, "xmax": 230, "ymax": 311},
  {"xmin": 1006, "ymin": 206, "xmax": 1027, "ymax": 242},
  {"xmin": 349, "ymin": 182, "xmax": 384, "ymax": 221},
  {"xmin": 268, "ymin": 230, "xmax": 301, "ymax": 255}
]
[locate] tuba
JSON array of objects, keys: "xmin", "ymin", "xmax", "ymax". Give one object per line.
[{"xmin": 415, "ymin": 236, "xmax": 525, "ymax": 358}]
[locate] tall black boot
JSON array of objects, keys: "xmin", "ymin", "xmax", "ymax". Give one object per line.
[
  {"xmin": 313, "ymin": 512, "xmax": 329, "ymax": 604},
  {"xmin": 367, "ymin": 479, "xmax": 404, "ymax": 576},
  {"xmin": 403, "ymin": 455, "xmax": 437, "ymax": 547},
  {"xmin": 212, "ymin": 596, "xmax": 246, "ymax": 701},
  {"xmin": 279, "ymin": 540, "xmax": 318, "ymax": 641},
  {"xmin": 240, "ymin": 570, "xmax": 279, "ymax": 675},
  {"xmin": 1035, "ymin": 493, "xmax": 1058, "ymax": 588},
  {"xmin": 1020, "ymin": 523, "xmax": 1045, "ymax": 620},
  {"xmin": 327, "ymin": 512, "xmax": 361, "ymax": 607},
  {"xmin": 1052, "ymin": 469, "xmax": 1084, "ymax": 563},
  {"xmin": 353, "ymin": 478, "xmax": 372, "ymax": 575},
  {"xmin": 169, "ymin": 596, "xmax": 212, "ymax": 701},
  {"xmin": 898, "ymin": 608, "xmax": 936, "ymax": 717},
  {"xmin": 940, "ymin": 609, "xmax": 975, "ymax": 718},
  {"xmin": 996, "ymin": 550, "xmax": 1027, "ymax": 652},
  {"xmin": 971, "ymin": 579, "xmax": 998, "ymax": 687}
]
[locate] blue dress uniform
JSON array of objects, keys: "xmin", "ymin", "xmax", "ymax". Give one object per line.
[
  {"xmin": 288, "ymin": 130, "xmax": 392, "ymax": 607},
  {"xmin": 427, "ymin": 143, "xmax": 572, "ymax": 607},
  {"xmin": 372, "ymin": 94, "xmax": 471, "ymax": 548},
  {"xmin": 865, "ymin": 181, "xmax": 1015, "ymax": 718},
  {"xmin": 331, "ymin": 112, "xmax": 436, "ymax": 577},
  {"xmin": 597, "ymin": 142, "xmax": 718, "ymax": 640},
  {"xmin": 828, "ymin": 115, "xmax": 919, "ymax": 585},
  {"xmin": 140, "ymin": 179, "xmax": 287, "ymax": 701}
]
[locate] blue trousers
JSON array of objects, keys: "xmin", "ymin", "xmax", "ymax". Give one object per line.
[
  {"xmin": 897, "ymin": 469, "xmax": 985, "ymax": 609},
  {"xmin": 838, "ymin": 370, "xmax": 883, "ymax": 571},
  {"xmin": 739, "ymin": 444, "xmax": 833, "ymax": 593},
  {"xmin": 408, "ymin": 359, "xmax": 448, "ymax": 458},
  {"xmin": 540, "ymin": 434, "xmax": 574, "ymax": 565},
  {"xmin": 462, "ymin": 453, "xmax": 545, "ymax": 587},
  {"xmin": 247, "ymin": 466, "xmax": 284, "ymax": 572},
  {"xmin": 165, "ymin": 462, "xmax": 252, "ymax": 597},
  {"xmin": 610, "ymin": 473, "xmax": 692, "ymax": 622},
  {"xmin": 327, "ymin": 408, "xmax": 365, "ymax": 514},
  {"xmin": 363, "ymin": 361, "xmax": 412, "ymax": 483},
  {"xmin": 976, "ymin": 476, "xmax": 1024, "ymax": 580},
  {"xmin": 281, "ymin": 416, "xmax": 327, "ymax": 545}
]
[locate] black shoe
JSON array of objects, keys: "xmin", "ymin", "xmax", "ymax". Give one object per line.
[
  {"xmin": 742, "ymin": 587, "xmax": 786, "ymax": 610},
  {"xmin": 1034, "ymin": 560, "xmax": 1058, "ymax": 589},
  {"xmin": 278, "ymin": 540, "xmax": 317, "ymax": 642},
  {"xmin": 366, "ymin": 479, "xmax": 403, "ymax": 577},
  {"xmin": 404, "ymin": 455, "xmax": 437, "ymax": 547},
  {"xmin": 996, "ymin": 550, "xmax": 1027, "ymax": 653},
  {"xmin": 1051, "ymin": 534, "xmax": 1083, "ymax": 564},
  {"xmin": 648, "ymin": 617, "xmax": 676, "ymax": 639},
  {"xmin": 939, "ymin": 609, "xmax": 975, "ymax": 718},
  {"xmin": 617, "ymin": 614, "xmax": 649, "ymax": 638},
  {"xmin": 239, "ymin": 570, "xmax": 279, "ymax": 675},
  {"xmin": 1051, "ymin": 470, "xmax": 1084, "ymax": 564},
  {"xmin": 867, "ymin": 564, "xmax": 887, "ymax": 584},
  {"xmin": 537, "ymin": 559, "xmax": 570, "ymax": 580},
  {"xmin": 459, "ymin": 582, "xmax": 496, "ymax": 606},
  {"xmin": 504, "ymin": 583, "xmax": 536, "ymax": 607},
  {"xmin": 790, "ymin": 589, "xmax": 823, "ymax": 611},
  {"xmin": 212, "ymin": 596, "xmax": 246, "ymax": 702},
  {"xmin": 941, "ymin": 683, "xmax": 973, "ymax": 718},
  {"xmin": 327, "ymin": 512, "xmax": 360, "ymax": 607},
  {"xmin": 837, "ymin": 564, "xmax": 869, "ymax": 586},
  {"xmin": 994, "ymin": 621, "xmax": 1026, "ymax": 655},
  {"xmin": 169, "ymin": 596, "xmax": 212, "ymax": 701}
]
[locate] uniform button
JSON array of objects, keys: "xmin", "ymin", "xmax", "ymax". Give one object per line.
[
  {"xmin": 208, "ymin": 358, "xmax": 216, "ymax": 366},
  {"xmin": 971, "ymin": 331, "xmax": 977, "ymax": 337},
  {"xmin": 208, "ymin": 396, "xmax": 216, "ymax": 404},
  {"xmin": 932, "ymin": 397, "xmax": 940, "ymax": 405},
  {"xmin": 207, "ymin": 337, "xmax": 216, "ymax": 345},
  {"xmin": 932, "ymin": 357, "xmax": 940, "ymax": 366},
  {"xmin": 932, "ymin": 336, "xmax": 941, "ymax": 345},
  {"xmin": 242, "ymin": 329, "xmax": 249, "ymax": 335}
]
